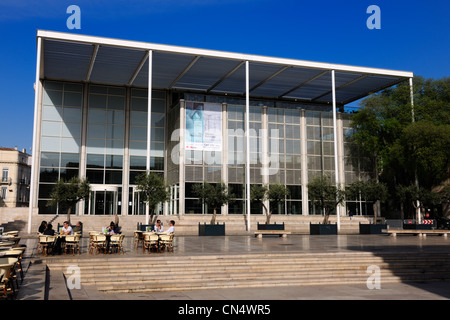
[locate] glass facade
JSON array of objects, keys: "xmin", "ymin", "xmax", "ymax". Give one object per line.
[{"xmin": 37, "ymin": 80, "xmax": 374, "ymax": 217}]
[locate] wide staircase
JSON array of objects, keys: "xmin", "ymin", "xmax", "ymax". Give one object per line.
[{"xmin": 45, "ymin": 251, "xmax": 450, "ymax": 295}]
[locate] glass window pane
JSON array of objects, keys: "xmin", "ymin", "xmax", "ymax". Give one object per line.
[
  {"xmin": 86, "ymin": 170, "xmax": 104, "ymax": 184},
  {"xmin": 64, "ymin": 92, "xmax": 82, "ymax": 107},
  {"xmin": 42, "ymin": 105, "xmax": 63, "ymax": 121},
  {"xmin": 105, "ymin": 155, "xmax": 123, "ymax": 169},
  {"xmin": 87, "ymin": 124, "xmax": 106, "ymax": 139},
  {"xmin": 107, "ymin": 110, "xmax": 124, "ymax": 125},
  {"xmin": 60, "ymin": 153, "xmax": 80, "ymax": 168},
  {"xmin": 41, "ymin": 137, "xmax": 60, "ymax": 152},
  {"xmin": 43, "ymin": 90, "xmax": 63, "ymax": 106},
  {"xmin": 41, "ymin": 121, "xmax": 61, "ymax": 136},
  {"xmin": 107, "ymin": 95, "xmax": 125, "ymax": 110},
  {"xmin": 130, "ymin": 156, "xmax": 146, "ymax": 170},
  {"xmin": 38, "ymin": 183, "xmax": 55, "ymax": 198},
  {"xmin": 105, "ymin": 170, "xmax": 122, "ymax": 184},
  {"xmin": 88, "ymin": 109, "xmax": 106, "ymax": 123},
  {"xmin": 60, "ymin": 168, "xmax": 79, "ymax": 181},
  {"xmin": 131, "ymin": 97, "xmax": 147, "ymax": 111},
  {"xmin": 105, "ymin": 139, "xmax": 124, "ymax": 155},
  {"xmin": 89, "ymin": 94, "xmax": 107, "ymax": 109},
  {"xmin": 130, "ymin": 126, "xmax": 147, "ymax": 141},
  {"xmin": 61, "ymin": 137, "xmax": 80, "ymax": 153},
  {"xmin": 40, "ymin": 152, "xmax": 60, "ymax": 167},
  {"xmin": 106, "ymin": 125, "xmax": 124, "ymax": 140},
  {"xmin": 130, "ymin": 112, "xmax": 147, "ymax": 126},
  {"xmin": 63, "ymin": 107, "xmax": 82, "ymax": 123},
  {"xmin": 39, "ymin": 168, "xmax": 59, "ymax": 183},
  {"xmin": 87, "ymin": 139, "xmax": 105, "ymax": 154},
  {"xmin": 87, "ymin": 154, "xmax": 105, "ymax": 168},
  {"xmin": 152, "ymin": 99, "xmax": 165, "ymax": 113},
  {"xmin": 62, "ymin": 122, "xmax": 81, "ymax": 138}
]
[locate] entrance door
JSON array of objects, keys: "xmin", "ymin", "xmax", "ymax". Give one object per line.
[{"xmin": 87, "ymin": 186, "xmax": 121, "ymax": 215}]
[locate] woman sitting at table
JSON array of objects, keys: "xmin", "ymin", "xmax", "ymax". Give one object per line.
[
  {"xmin": 106, "ymin": 222, "xmax": 120, "ymax": 235},
  {"xmin": 43, "ymin": 223, "xmax": 55, "ymax": 236}
]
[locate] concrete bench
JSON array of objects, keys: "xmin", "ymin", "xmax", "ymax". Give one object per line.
[
  {"xmin": 382, "ymin": 229, "xmax": 450, "ymax": 238},
  {"xmin": 254, "ymin": 230, "xmax": 291, "ymax": 238}
]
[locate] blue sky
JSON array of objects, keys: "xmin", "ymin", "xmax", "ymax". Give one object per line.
[{"xmin": 0, "ymin": 0, "xmax": 448, "ymax": 153}]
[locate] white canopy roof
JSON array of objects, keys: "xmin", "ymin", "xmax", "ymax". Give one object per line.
[{"xmin": 37, "ymin": 30, "xmax": 413, "ymax": 105}]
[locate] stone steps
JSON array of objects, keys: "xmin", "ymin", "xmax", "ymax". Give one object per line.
[{"xmin": 45, "ymin": 251, "xmax": 450, "ymax": 294}]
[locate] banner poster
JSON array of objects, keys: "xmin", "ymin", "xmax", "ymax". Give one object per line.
[{"xmin": 185, "ymin": 102, "xmax": 222, "ymax": 151}]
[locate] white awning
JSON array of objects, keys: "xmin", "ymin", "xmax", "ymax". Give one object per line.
[{"xmin": 37, "ymin": 30, "xmax": 413, "ymax": 105}]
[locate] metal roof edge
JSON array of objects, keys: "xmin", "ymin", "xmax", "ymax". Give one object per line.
[{"xmin": 36, "ymin": 30, "xmax": 414, "ymax": 79}]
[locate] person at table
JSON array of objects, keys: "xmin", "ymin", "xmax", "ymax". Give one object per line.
[
  {"xmin": 61, "ymin": 221, "xmax": 73, "ymax": 235},
  {"xmin": 73, "ymin": 221, "xmax": 83, "ymax": 234},
  {"xmin": 163, "ymin": 220, "xmax": 175, "ymax": 233},
  {"xmin": 154, "ymin": 219, "xmax": 164, "ymax": 232},
  {"xmin": 43, "ymin": 223, "xmax": 55, "ymax": 236},
  {"xmin": 38, "ymin": 221, "xmax": 47, "ymax": 233},
  {"xmin": 106, "ymin": 222, "xmax": 120, "ymax": 235}
]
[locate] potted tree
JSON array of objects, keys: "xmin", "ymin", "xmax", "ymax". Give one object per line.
[
  {"xmin": 251, "ymin": 184, "xmax": 289, "ymax": 230},
  {"xmin": 193, "ymin": 182, "xmax": 231, "ymax": 236},
  {"xmin": 346, "ymin": 179, "xmax": 388, "ymax": 234},
  {"xmin": 48, "ymin": 177, "xmax": 90, "ymax": 225},
  {"xmin": 136, "ymin": 172, "xmax": 170, "ymax": 226},
  {"xmin": 308, "ymin": 175, "xmax": 345, "ymax": 235}
]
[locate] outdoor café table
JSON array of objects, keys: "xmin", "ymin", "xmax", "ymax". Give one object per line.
[{"xmin": 0, "ymin": 242, "xmax": 15, "ymax": 247}]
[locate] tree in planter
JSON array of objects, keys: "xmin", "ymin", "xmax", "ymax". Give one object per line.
[
  {"xmin": 135, "ymin": 172, "xmax": 170, "ymax": 224},
  {"xmin": 345, "ymin": 179, "xmax": 388, "ymax": 223},
  {"xmin": 47, "ymin": 177, "xmax": 90, "ymax": 225},
  {"xmin": 250, "ymin": 184, "xmax": 290, "ymax": 224},
  {"xmin": 193, "ymin": 182, "xmax": 232, "ymax": 225},
  {"xmin": 307, "ymin": 175, "xmax": 345, "ymax": 225},
  {"xmin": 396, "ymin": 184, "xmax": 441, "ymax": 223}
]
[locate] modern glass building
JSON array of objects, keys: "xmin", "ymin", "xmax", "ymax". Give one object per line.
[{"xmin": 28, "ymin": 30, "xmax": 414, "ymax": 232}]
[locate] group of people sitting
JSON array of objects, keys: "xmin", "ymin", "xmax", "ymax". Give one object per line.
[
  {"xmin": 38, "ymin": 220, "xmax": 83, "ymax": 236},
  {"xmin": 153, "ymin": 219, "xmax": 175, "ymax": 233}
]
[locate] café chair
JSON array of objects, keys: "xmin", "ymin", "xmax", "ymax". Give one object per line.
[
  {"xmin": 1, "ymin": 248, "xmax": 26, "ymax": 282},
  {"xmin": 159, "ymin": 233, "xmax": 174, "ymax": 253},
  {"xmin": 109, "ymin": 234, "xmax": 125, "ymax": 254},
  {"xmin": 0, "ymin": 257, "xmax": 18, "ymax": 298},
  {"xmin": 64, "ymin": 234, "xmax": 81, "ymax": 255},
  {"xmin": 91, "ymin": 234, "xmax": 107, "ymax": 254},
  {"xmin": 143, "ymin": 233, "xmax": 159, "ymax": 253},
  {"xmin": 36, "ymin": 235, "xmax": 56, "ymax": 256},
  {"xmin": 88, "ymin": 231, "xmax": 100, "ymax": 254},
  {"xmin": 134, "ymin": 231, "xmax": 144, "ymax": 249}
]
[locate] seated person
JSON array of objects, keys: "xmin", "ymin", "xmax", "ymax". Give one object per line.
[
  {"xmin": 38, "ymin": 220, "xmax": 47, "ymax": 233},
  {"xmin": 72, "ymin": 221, "xmax": 83, "ymax": 234},
  {"xmin": 61, "ymin": 221, "xmax": 73, "ymax": 235},
  {"xmin": 106, "ymin": 222, "xmax": 120, "ymax": 235},
  {"xmin": 163, "ymin": 220, "xmax": 175, "ymax": 233},
  {"xmin": 154, "ymin": 219, "xmax": 164, "ymax": 232},
  {"xmin": 43, "ymin": 223, "xmax": 55, "ymax": 236}
]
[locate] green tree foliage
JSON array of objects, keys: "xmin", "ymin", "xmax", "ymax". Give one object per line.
[
  {"xmin": 48, "ymin": 177, "xmax": 90, "ymax": 224},
  {"xmin": 193, "ymin": 182, "xmax": 232, "ymax": 225},
  {"xmin": 350, "ymin": 76, "xmax": 450, "ymax": 218},
  {"xmin": 135, "ymin": 172, "xmax": 170, "ymax": 221},
  {"xmin": 307, "ymin": 175, "xmax": 345, "ymax": 224}
]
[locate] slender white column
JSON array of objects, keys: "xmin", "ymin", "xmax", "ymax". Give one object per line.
[
  {"xmin": 331, "ymin": 70, "xmax": 340, "ymax": 232},
  {"xmin": 245, "ymin": 61, "xmax": 251, "ymax": 231},
  {"xmin": 145, "ymin": 50, "xmax": 153, "ymax": 224},
  {"xmin": 410, "ymin": 77, "xmax": 420, "ymax": 223},
  {"xmin": 28, "ymin": 37, "xmax": 42, "ymax": 234}
]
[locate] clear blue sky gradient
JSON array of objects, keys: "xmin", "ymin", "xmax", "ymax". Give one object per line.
[{"xmin": 0, "ymin": 0, "xmax": 448, "ymax": 153}]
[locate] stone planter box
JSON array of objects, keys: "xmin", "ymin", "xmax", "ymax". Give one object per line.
[
  {"xmin": 359, "ymin": 223, "xmax": 387, "ymax": 234},
  {"xmin": 257, "ymin": 222, "xmax": 285, "ymax": 231},
  {"xmin": 310, "ymin": 223, "xmax": 337, "ymax": 235},
  {"xmin": 198, "ymin": 222, "xmax": 225, "ymax": 236}
]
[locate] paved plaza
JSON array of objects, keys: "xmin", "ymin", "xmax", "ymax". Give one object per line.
[{"xmin": 14, "ymin": 233, "xmax": 450, "ymax": 301}]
